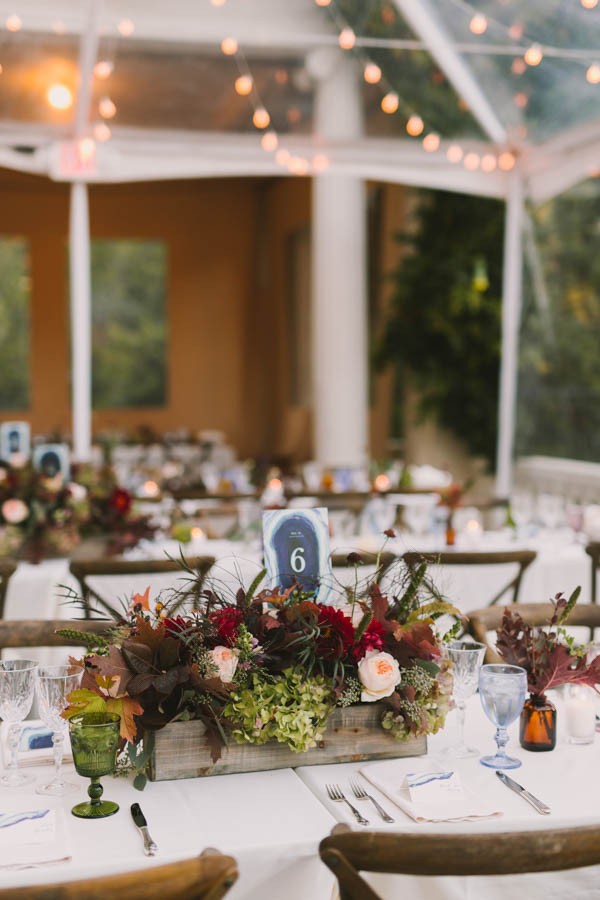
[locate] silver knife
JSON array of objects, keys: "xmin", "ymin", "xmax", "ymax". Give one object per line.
[
  {"xmin": 496, "ymin": 771, "xmax": 551, "ymax": 815},
  {"xmin": 130, "ymin": 803, "xmax": 158, "ymax": 855}
]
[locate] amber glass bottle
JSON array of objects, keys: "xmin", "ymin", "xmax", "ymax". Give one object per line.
[
  {"xmin": 519, "ymin": 694, "xmax": 556, "ymax": 751},
  {"xmin": 445, "ymin": 511, "xmax": 456, "ymax": 547}
]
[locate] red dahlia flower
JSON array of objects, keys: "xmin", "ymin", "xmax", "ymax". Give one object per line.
[
  {"xmin": 109, "ymin": 487, "xmax": 132, "ymax": 515},
  {"xmin": 352, "ymin": 618, "xmax": 386, "ymax": 660},
  {"xmin": 209, "ymin": 607, "xmax": 244, "ymax": 644},
  {"xmin": 315, "ymin": 605, "xmax": 354, "ymax": 660}
]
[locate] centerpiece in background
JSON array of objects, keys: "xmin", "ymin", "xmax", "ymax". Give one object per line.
[
  {"xmin": 61, "ymin": 527, "xmax": 458, "ymax": 786},
  {"xmin": 0, "ymin": 458, "xmax": 155, "ymax": 562},
  {"xmin": 496, "ymin": 589, "xmax": 600, "ymax": 751}
]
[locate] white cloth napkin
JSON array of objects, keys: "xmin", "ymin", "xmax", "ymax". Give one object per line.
[
  {"xmin": 360, "ymin": 758, "xmax": 502, "ymax": 823},
  {"xmin": 0, "ymin": 806, "xmax": 71, "ymax": 868}
]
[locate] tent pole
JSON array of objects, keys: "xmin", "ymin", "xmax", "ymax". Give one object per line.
[
  {"xmin": 495, "ymin": 171, "xmax": 524, "ymax": 498},
  {"xmin": 69, "ymin": 182, "xmax": 92, "ymax": 462}
]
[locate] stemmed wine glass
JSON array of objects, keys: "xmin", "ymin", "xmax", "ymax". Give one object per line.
[
  {"xmin": 0, "ymin": 659, "xmax": 39, "ymax": 787},
  {"xmin": 443, "ymin": 640, "xmax": 486, "ymax": 758},
  {"xmin": 35, "ymin": 664, "xmax": 84, "ymax": 796},
  {"xmin": 479, "ymin": 663, "xmax": 527, "ymax": 769},
  {"xmin": 69, "ymin": 712, "xmax": 121, "ymax": 819}
]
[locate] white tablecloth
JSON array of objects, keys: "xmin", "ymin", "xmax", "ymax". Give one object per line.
[{"xmin": 0, "ymin": 766, "xmax": 335, "ymax": 899}]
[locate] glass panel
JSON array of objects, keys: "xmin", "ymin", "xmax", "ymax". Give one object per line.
[
  {"xmin": 0, "ymin": 236, "xmax": 30, "ymax": 409},
  {"xmin": 91, "ymin": 239, "xmax": 167, "ymax": 409},
  {"xmin": 516, "ymin": 178, "xmax": 600, "ymax": 460}
]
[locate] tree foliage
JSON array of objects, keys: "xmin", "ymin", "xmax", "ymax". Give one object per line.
[
  {"xmin": 0, "ymin": 237, "xmax": 30, "ymax": 408},
  {"xmin": 91, "ymin": 240, "xmax": 167, "ymax": 409},
  {"xmin": 377, "ymin": 190, "xmax": 505, "ymax": 462}
]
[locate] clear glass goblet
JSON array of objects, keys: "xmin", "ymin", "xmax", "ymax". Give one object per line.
[
  {"xmin": 479, "ymin": 663, "xmax": 527, "ymax": 769},
  {"xmin": 0, "ymin": 659, "xmax": 39, "ymax": 787},
  {"xmin": 443, "ymin": 640, "xmax": 486, "ymax": 758},
  {"xmin": 35, "ymin": 664, "xmax": 84, "ymax": 796}
]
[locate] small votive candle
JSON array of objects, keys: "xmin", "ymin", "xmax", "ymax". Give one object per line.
[{"xmin": 564, "ymin": 685, "xmax": 597, "ymax": 744}]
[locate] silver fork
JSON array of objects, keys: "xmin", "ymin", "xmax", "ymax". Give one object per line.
[
  {"xmin": 350, "ymin": 779, "xmax": 395, "ymax": 823},
  {"xmin": 326, "ymin": 783, "xmax": 369, "ymax": 825}
]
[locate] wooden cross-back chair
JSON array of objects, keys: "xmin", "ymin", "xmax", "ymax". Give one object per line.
[
  {"xmin": 320, "ymin": 823, "xmax": 600, "ymax": 900},
  {"xmin": 0, "ymin": 848, "xmax": 238, "ymax": 900},
  {"xmin": 402, "ymin": 549, "xmax": 537, "ymax": 607},
  {"xmin": 467, "ymin": 602, "xmax": 600, "ymax": 663},
  {"xmin": 585, "ymin": 542, "xmax": 600, "ymax": 605},
  {"xmin": 0, "ymin": 618, "xmax": 112, "ymax": 654},
  {"xmin": 69, "ymin": 556, "xmax": 215, "ymax": 619},
  {"xmin": 0, "ymin": 558, "xmax": 18, "ymax": 618}
]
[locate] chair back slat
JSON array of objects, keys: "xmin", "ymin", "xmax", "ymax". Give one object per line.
[{"xmin": 403, "ymin": 550, "xmax": 536, "ymax": 606}]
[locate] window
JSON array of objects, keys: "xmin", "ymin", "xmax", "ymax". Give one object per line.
[
  {"xmin": 0, "ymin": 236, "xmax": 30, "ymax": 409},
  {"xmin": 91, "ymin": 239, "xmax": 167, "ymax": 408}
]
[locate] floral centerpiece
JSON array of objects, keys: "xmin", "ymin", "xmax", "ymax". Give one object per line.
[
  {"xmin": 74, "ymin": 464, "xmax": 156, "ymax": 555},
  {"xmin": 0, "ymin": 460, "xmax": 155, "ymax": 562},
  {"xmin": 496, "ymin": 589, "xmax": 600, "ymax": 750},
  {"xmin": 0, "ymin": 462, "xmax": 89, "ymax": 562},
  {"xmin": 61, "ymin": 536, "xmax": 458, "ymax": 787}
]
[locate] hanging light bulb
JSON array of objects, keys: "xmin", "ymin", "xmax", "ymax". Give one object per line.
[
  {"xmin": 498, "ymin": 151, "xmax": 516, "ymax": 171},
  {"xmin": 261, "ymin": 131, "xmax": 278, "ymax": 152},
  {"xmin": 210, "ymin": 0, "xmax": 226, "ymax": 5},
  {"xmin": 338, "ymin": 28, "xmax": 356, "ymax": 50},
  {"xmin": 99, "ymin": 96, "xmax": 117, "ymax": 118},
  {"xmin": 513, "ymin": 91, "xmax": 528, "ymax": 108},
  {"xmin": 446, "ymin": 144, "xmax": 463, "ymax": 163},
  {"xmin": 508, "ymin": 23, "xmax": 523, "ymax": 40},
  {"xmin": 511, "ymin": 58, "xmax": 526, "ymax": 75},
  {"xmin": 422, "ymin": 133, "xmax": 440, "ymax": 152},
  {"xmin": 275, "ymin": 149, "xmax": 290, "ymax": 166},
  {"xmin": 469, "ymin": 14, "xmax": 487, "ymax": 35},
  {"xmin": 47, "ymin": 83, "xmax": 73, "ymax": 110},
  {"xmin": 581, "ymin": 0, "xmax": 599, "ymax": 8},
  {"xmin": 5, "ymin": 14, "xmax": 21, "ymax": 31},
  {"xmin": 312, "ymin": 153, "xmax": 330, "ymax": 172},
  {"xmin": 364, "ymin": 63, "xmax": 381, "ymax": 84},
  {"xmin": 220, "ymin": 37, "xmax": 238, "ymax": 55},
  {"xmin": 586, "ymin": 64, "xmax": 600, "ymax": 84},
  {"xmin": 481, "ymin": 153, "xmax": 497, "ymax": 172},
  {"xmin": 252, "ymin": 107, "xmax": 270, "ymax": 129},
  {"xmin": 381, "ymin": 92, "xmax": 399, "ymax": 114},
  {"xmin": 94, "ymin": 60, "xmax": 113, "ymax": 80},
  {"xmin": 406, "ymin": 114, "xmax": 424, "ymax": 136},
  {"xmin": 524, "ymin": 44, "xmax": 543, "ymax": 66},
  {"xmin": 463, "ymin": 152, "xmax": 480, "ymax": 170},
  {"xmin": 274, "ymin": 68, "xmax": 288, "ymax": 85},
  {"xmin": 235, "ymin": 74, "xmax": 253, "ymax": 96},
  {"xmin": 314, "ymin": 0, "xmax": 331, "ymax": 5},
  {"xmin": 0, "ymin": 64, "xmax": 3, "ymax": 76},
  {"xmin": 288, "ymin": 156, "xmax": 309, "ymax": 175},
  {"xmin": 78, "ymin": 137, "xmax": 96, "ymax": 162},
  {"xmin": 93, "ymin": 121, "xmax": 112, "ymax": 142},
  {"xmin": 117, "ymin": 18, "xmax": 135, "ymax": 36}
]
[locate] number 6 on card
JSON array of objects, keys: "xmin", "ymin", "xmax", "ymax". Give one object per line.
[{"xmin": 262, "ymin": 508, "xmax": 332, "ymax": 603}]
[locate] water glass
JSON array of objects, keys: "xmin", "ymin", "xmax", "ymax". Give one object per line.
[
  {"xmin": 0, "ymin": 659, "xmax": 39, "ymax": 787},
  {"xmin": 69, "ymin": 712, "xmax": 121, "ymax": 819},
  {"xmin": 443, "ymin": 640, "xmax": 486, "ymax": 758},
  {"xmin": 479, "ymin": 663, "xmax": 527, "ymax": 769},
  {"xmin": 35, "ymin": 664, "xmax": 84, "ymax": 796}
]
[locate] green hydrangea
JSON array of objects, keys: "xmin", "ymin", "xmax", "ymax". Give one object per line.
[
  {"xmin": 223, "ymin": 668, "xmax": 334, "ymax": 753},
  {"xmin": 381, "ymin": 660, "xmax": 453, "ymax": 742}
]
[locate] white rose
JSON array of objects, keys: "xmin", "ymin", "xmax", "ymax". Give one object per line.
[
  {"xmin": 1, "ymin": 498, "xmax": 29, "ymax": 524},
  {"xmin": 357, "ymin": 650, "xmax": 401, "ymax": 702},
  {"xmin": 68, "ymin": 482, "xmax": 87, "ymax": 502},
  {"xmin": 210, "ymin": 645, "xmax": 240, "ymax": 683}
]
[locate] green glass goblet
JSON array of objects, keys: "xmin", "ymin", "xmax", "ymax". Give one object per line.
[{"xmin": 69, "ymin": 712, "xmax": 121, "ymax": 819}]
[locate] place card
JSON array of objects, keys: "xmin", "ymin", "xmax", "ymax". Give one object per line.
[
  {"xmin": 403, "ymin": 770, "xmax": 462, "ymax": 804},
  {"xmin": 0, "ymin": 807, "xmax": 71, "ymax": 868}
]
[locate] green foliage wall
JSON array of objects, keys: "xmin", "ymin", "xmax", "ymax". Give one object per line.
[
  {"xmin": 0, "ymin": 237, "xmax": 30, "ymax": 409},
  {"xmin": 378, "ymin": 190, "xmax": 505, "ymax": 463}
]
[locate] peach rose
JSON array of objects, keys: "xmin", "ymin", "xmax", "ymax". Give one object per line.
[
  {"xmin": 1, "ymin": 498, "xmax": 29, "ymax": 524},
  {"xmin": 210, "ymin": 645, "xmax": 240, "ymax": 683},
  {"xmin": 68, "ymin": 482, "xmax": 87, "ymax": 502},
  {"xmin": 357, "ymin": 650, "xmax": 401, "ymax": 702}
]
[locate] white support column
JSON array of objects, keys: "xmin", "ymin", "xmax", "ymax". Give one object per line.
[
  {"xmin": 310, "ymin": 51, "xmax": 368, "ymax": 467},
  {"xmin": 69, "ymin": 182, "xmax": 92, "ymax": 461},
  {"xmin": 495, "ymin": 171, "xmax": 525, "ymax": 497}
]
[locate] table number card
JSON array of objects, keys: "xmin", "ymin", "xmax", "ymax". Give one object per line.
[
  {"xmin": 0, "ymin": 421, "xmax": 30, "ymax": 465},
  {"xmin": 32, "ymin": 443, "xmax": 70, "ymax": 481},
  {"xmin": 263, "ymin": 507, "xmax": 332, "ymax": 603}
]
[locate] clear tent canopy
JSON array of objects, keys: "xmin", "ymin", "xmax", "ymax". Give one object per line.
[{"xmin": 0, "ymin": 0, "xmax": 599, "ymax": 489}]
